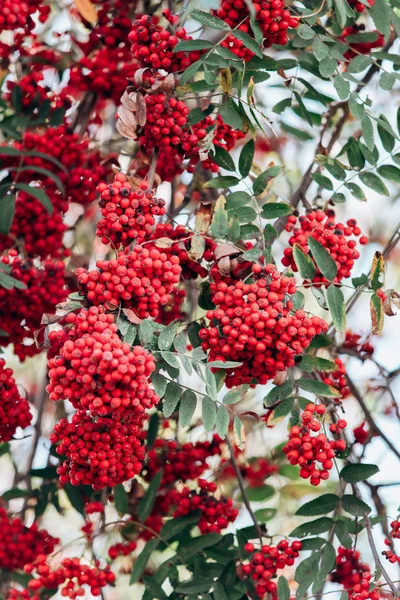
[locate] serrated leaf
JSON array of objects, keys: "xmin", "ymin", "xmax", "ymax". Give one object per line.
[
  {"xmin": 216, "ymin": 405, "xmax": 230, "ymax": 438},
  {"xmin": 312, "ymin": 542, "xmax": 336, "ymax": 593},
  {"xmin": 340, "ymin": 463, "xmax": 379, "ymax": 483},
  {"xmin": 0, "ymin": 271, "xmax": 27, "ymax": 290},
  {"xmin": 130, "ymin": 539, "xmax": 160, "ymax": 584},
  {"xmin": 232, "ymin": 30, "xmax": 263, "ymax": 58},
  {"xmin": 296, "ymin": 494, "xmax": 339, "ymax": 516},
  {"xmin": 273, "ymin": 397, "xmax": 295, "ymax": 419},
  {"xmin": 294, "ymin": 554, "xmax": 319, "ymax": 598},
  {"xmin": 370, "ymin": 0, "xmax": 390, "ymax": 38},
  {"xmin": 308, "ymin": 237, "xmax": 338, "ymax": 281},
  {"xmin": 319, "ymin": 57, "xmax": 337, "ymax": 78},
  {"xmin": 335, "ymin": 520, "xmax": 353, "ymax": 549},
  {"xmin": 292, "ymin": 244, "xmax": 317, "ymax": 280},
  {"xmin": 202, "ymin": 395, "xmax": 217, "ymax": 432},
  {"xmin": 205, "ymin": 176, "xmax": 240, "ymax": 189},
  {"xmin": 290, "ymin": 517, "xmax": 333, "ymax": 538},
  {"xmin": 277, "ymin": 576, "xmax": 290, "ymax": 600},
  {"xmin": 241, "ymin": 247, "xmax": 262, "ymax": 261},
  {"xmin": 359, "ymin": 172, "xmax": 389, "ymax": 196},
  {"xmin": 379, "ymin": 72, "xmax": 396, "ymax": 91},
  {"xmin": 261, "ymin": 202, "xmax": 292, "ymax": 219},
  {"xmin": 161, "ymin": 351, "xmax": 180, "ymax": 368},
  {"xmin": 377, "ymin": 115, "xmax": 395, "ymax": 152},
  {"xmin": 326, "ymin": 285, "xmax": 346, "ymax": 332},
  {"xmin": 253, "ymin": 166, "xmax": 281, "ymax": 195},
  {"xmin": 297, "ymin": 378, "xmax": 341, "ymax": 397},
  {"xmin": 334, "ymin": 74, "xmax": 350, "ymax": 100},
  {"xmin": 158, "ymin": 320, "xmax": 180, "ymax": 351},
  {"xmin": 245, "ymin": 484, "xmax": 275, "ymax": 501},
  {"xmin": 213, "ymin": 145, "xmax": 236, "ymax": 172},
  {"xmin": 179, "ymin": 389, "xmax": 197, "ymax": 427},
  {"xmin": 160, "ymin": 512, "xmax": 201, "ymax": 541},
  {"xmin": 191, "ymin": 9, "xmax": 231, "ymax": 30},
  {"xmin": 114, "ymin": 484, "xmax": 129, "ymax": 516},
  {"xmin": 264, "ymin": 380, "xmax": 294, "ymax": 406},
  {"xmin": 163, "ymin": 381, "xmax": 181, "ymax": 417},
  {"xmin": 297, "ymin": 24, "xmax": 314, "ymax": 39},
  {"xmin": 138, "ymin": 469, "xmax": 163, "ymax": 521},
  {"xmin": 173, "ymin": 39, "xmax": 213, "ymax": 52},
  {"xmin": 312, "ymin": 39, "xmax": 329, "ymax": 61},
  {"xmin": 348, "ymin": 55, "xmax": 373, "ymax": 73},
  {"xmin": 180, "ymin": 60, "xmax": 203, "ymax": 85},
  {"xmin": 345, "ymin": 182, "xmax": 366, "ymax": 201},
  {"xmin": 341, "ymin": 494, "xmax": 371, "ymax": 516},
  {"xmin": 361, "ymin": 115, "xmax": 374, "ymax": 152},
  {"xmin": 272, "ymin": 98, "xmax": 291, "ymax": 114},
  {"xmin": 239, "ymin": 138, "xmax": 254, "ymax": 177},
  {"xmin": 377, "ymin": 164, "xmax": 400, "ymax": 183},
  {"xmin": 299, "ymin": 355, "xmax": 338, "ymax": 373}
]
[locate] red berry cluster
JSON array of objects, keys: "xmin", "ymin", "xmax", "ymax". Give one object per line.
[
  {"xmin": 283, "ymin": 210, "xmax": 368, "ymax": 284},
  {"xmin": 353, "ymin": 422, "xmax": 371, "ymax": 445},
  {"xmin": 50, "ymin": 410, "xmax": 146, "ymax": 490},
  {"xmin": 82, "ymin": 0, "xmax": 132, "ymax": 52},
  {"xmin": 108, "ymin": 541, "xmax": 137, "ymax": 559},
  {"xmin": 5, "ymin": 72, "xmax": 69, "ymax": 114},
  {"xmin": 128, "ymin": 15, "xmax": 202, "ymax": 72},
  {"xmin": 76, "ymin": 246, "xmax": 181, "ymax": 319},
  {"xmin": 0, "ymin": 508, "xmax": 58, "ymax": 571},
  {"xmin": 0, "ymin": 252, "xmax": 68, "ymax": 361},
  {"xmin": 0, "ymin": 189, "xmax": 69, "ymax": 259},
  {"xmin": 383, "ymin": 520, "xmax": 400, "ymax": 564},
  {"xmin": 156, "ymin": 287, "xmax": 187, "ymax": 325},
  {"xmin": 331, "ymin": 547, "xmax": 378, "ymax": 600},
  {"xmin": 214, "ymin": 0, "xmax": 298, "ymax": 60},
  {"xmin": 241, "ymin": 540, "xmax": 302, "ymax": 598},
  {"xmin": 172, "ymin": 479, "xmax": 239, "ymax": 534},
  {"xmin": 84, "ymin": 501, "xmax": 105, "ymax": 514},
  {"xmin": 0, "ymin": 126, "xmax": 111, "ymax": 206},
  {"xmin": 283, "ymin": 403, "xmax": 347, "ymax": 485},
  {"xmin": 319, "ymin": 357, "xmax": 350, "ymax": 401},
  {"xmin": 0, "ymin": 358, "xmax": 32, "ymax": 442},
  {"xmin": 221, "ymin": 456, "xmax": 278, "ymax": 487},
  {"xmin": 340, "ymin": 26, "xmax": 384, "ymax": 59},
  {"xmin": 144, "ymin": 437, "xmax": 223, "ymax": 485},
  {"xmin": 343, "ymin": 330, "xmax": 374, "ymax": 355},
  {"xmin": 0, "ymin": 0, "xmax": 49, "ymax": 34},
  {"xmin": 11, "ymin": 556, "xmax": 115, "ymax": 600},
  {"xmin": 199, "ymin": 264, "xmax": 328, "ymax": 388},
  {"xmin": 96, "ymin": 173, "xmax": 166, "ymax": 248},
  {"xmin": 151, "ymin": 223, "xmax": 216, "ymax": 279},
  {"xmin": 193, "ymin": 115, "xmax": 246, "ymax": 173},
  {"xmin": 47, "ymin": 306, "xmax": 159, "ymax": 419}
]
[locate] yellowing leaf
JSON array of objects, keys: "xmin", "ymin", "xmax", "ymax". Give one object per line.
[
  {"xmin": 370, "ymin": 251, "xmax": 385, "ymax": 291},
  {"xmin": 370, "ymin": 293, "xmax": 384, "ymax": 334},
  {"xmin": 74, "ymin": 0, "xmax": 98, "ymax": 25}
]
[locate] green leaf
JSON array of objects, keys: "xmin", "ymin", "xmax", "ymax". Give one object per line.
[
  {"xmin": 333, "ymin": 0, "xmax": 355, "ymax": 26},
  {"xmin": 297, "ymin": 24, "xmax": 315, "ymax": 39},
  {"xmin": 226, "ymin": 191, "xmax": 252, "ymax": 209},
  {"xmin": 294, "ymin": 92, "xmax": 313, "ymax": 127},
  {"xmin": 311, "ymin": 173, "xmax": 333, "ymax": 190},
  {"xmin": 0, "ymin": 194, "xmax": 15, "ymax": 235},
  {"xmin": 223, "ymin": 384, "xmax": 249, "ymax": 405},
  {"xmin": 379, "ymin": 72, "xmax": 396, "ymax": 91},
  {"xmin": 340, "ymin": 463, "xmax": 379, "ymax": 483},
  {"xmin": 264, "ymin": 381, "xmax": 293, "ymax": 406},
  {"xmin": 219, "ymin": 102, "xmax": 243, "ymax": 129},
  {"xmin": 370, "ymin": 292, "xmax": 384, "ymax": 334},
  {"xmin": 64, "ymin": 484, "xmax": 85, "ymax": 515},
  {"xmin": 232, "ymin": 30, "xmax": 263, "ymax": 58},
  {"xmin": 15, "ymin": 183, "xmax": 53, "ymax": 214},
  {"xmin": 114, "ymin": 484, "xmax": 129, "ymax": 515},
  {"xmin": 234, "ymin": 416, "xmax": 244, "ymax": 449},
  {"xmin": 377, "ymin": 165, "xmax": 400, "ymax": 183},
  {"xmin": 294, "ymin": 554, "xmax": 319, "ymax": 598},
  {"xmin": 2, "ymin": 488, "xmax": 28, "ymax": 500},
  {"xmin": 290, "ymin": 517, "xmax": 333, "ymax": 538},
  {"xmin": 352, "ymin": 273, "xmax": 369, "ymax": 287},
  {"xmin": 292, "ymin": 244, "xmax": 317, "ymax": 280},
  {"xmin": 158, "ymin": 321, "xmax": 180, "ymax": 351},
  {"xmin": 239, "ymin": 139, "xmax": 254, "ymax": 178},
  {"xmin": 216, "ymin": 405, "xmax": 230, "ymax": 438},
  {"xmin": 273, "ymin": 98, "xmax": 292, "ymax": 115},
  {"xmin": 180, "ymin": 60, "xmax": 203, "ymax": 85},
  {"xmin": 241, "ymin": 247, "xmax": 262, "ymax": 261},
  {"xmin": 345, "ymin": 182, "xmax": 366, "ymax": 201},
  {"xmin": 138, "ymin": 469, "xmax": 163, "ymax": 522},
  {"xmin": 370, "ymin": 0, "xmax": 391, "ymax": 38},
  {"xmin": 334, "ymin": 74, "xmax": 350, "ymax": 100},
  {"xmin": 202, "ymin": 395, "xmax": 217, "ymax": 432},
  {"xmin": 179, "ymin": 389, "xmax": 197, "ymax": 427},
  {"xmin": 297, "ymin": 378, "xmax": 341, "ymax": 398},
  {"xmin": 173, "ymin": 39, "xmax": 213, "ymax": 52},
  {"xmin": 130, "ymin": 539, "xmax": 160, "ymax": 584},
  {"xmin": 263, "ymin": 224, "xmax": 278, "ymax": 244},
  {"xmin": 160, "ymin": 512, "xmax": 201, "ymax": 541},
  {"xmin": 161, "ymin": 351, "xmax": 180, "ymax": 368},
  {"xmin": 143, "ymin": 576, "xmax": 168, "ymax": 600},
  {"xmin": 277, "ymin": 576, "xmax": 290, "ymax": 600},
  {"xmin": 299, "ymin": 356, "xmax": 338, "ymax": 373},
  {"xmin": 245, "ymin": 484, "xmax": 275, "ymax": 502},
  {"xmin": 191, "ymin": 9, "xmax": 231, "ymax": 30},
  {"xmin": 261, "ymin": 202, "xmax": 291, "ymax": 219},
  {"xmin": 341, "ymin": 494, "xmax": 371, "ymax": 516},
  {"xmin": 254, "ymin": 508, "xmax": 277, "ymax": 522},
  {"xmin": 291, "ymin": 291, "xmax": 305, "ymax": 310},
  {"xmin": 361, "ymin": 115, "xmax": 374, "ymax": 152},
  {"xmin": 205, "ymin": 176, "xmax": 240, "ymax": 189},
  {"xmin": 308, "ymin": 237, "xmax": 338, "ymax": 281},
  {"xmin": 296, "ymin": 494, "xmax": 340, "ymax": 516},
  {"xmin": 281, "ymin": 122, "xmax": 313, "ymax": 141},
  {"xmin": 334, "ymin": 520, "xmax": 352, "ymax": 549},
  {"xmin": 180, "ymin": 533, "xmax": 223, "ymax": 555},
  {"xmin": 377, "ymin": 115, "xmax": 395, "ymax": 152},
  {"xmin": 312, "ymin": 39, "xmax": 329, "ymax": 61},
  {"xmin": 312, "ymin": 542, "xmax": 336, "ymax": 593},
  {"xmin": 163, "ymin": 381, "xmax": 181, "ymax": 417},
  {"xmin": 213, "ymin": 145, "xmax": 236, "ymax": 172},
  {"xmin": 0, "ymin": 271, "xmax": 27, "ymax": 290},
  {"xmin": 319, "ymin": 57, "xmax": 337, "ymax": 78},
  {"xmin": 348, "ymin": 55, "xmax": 373, "ymax": 73},
  {"xmin": 208, "ymin": 360, "xmax": 243, "ymax": 368},
  {"xmin": 273, "ymin": 397, "xmax": 295, "ymax": 419},
  {"xmin": 326, "ymin": 285, "xmax": 346, "ymax": 332},
  {"xmin": 253, "ymin": 166, "xmax": 281, "ymax": 195}
]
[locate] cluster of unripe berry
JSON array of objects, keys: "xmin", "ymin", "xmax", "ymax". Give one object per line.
[
  {"xmin": 0, "ymin": 359, "xmax": 32, "ymax": 442},
  {"xmin": 76, "ymin": 246, "xmax": 181, "ymax": 319},
  {"xmin": 241, "ymin": 540, "xmax": 303, "ymax": 598},
  {"xmin": 283, "ymin": 403, "xmax": 347, "ymax": 485},
  {"xmin": 282, "ymin": 210, "xmax": 367, "ymax": 284},
  {"xmin": 319, "ymin": 357, "xmax": 350, "ymax": 401},
  {"xmin": 331, "ymin": 547, "xmax": 379, "ymax": 600},
  {"xmin": 199, "ymin": 264, "xmax": 328, "ymax": 387},
  {"xmin": 0, "ymin": 508, "xmax": 58, "ymax": 571},
  {"xmin": 144, "ymin": 437, "xmax": 223, "ymax": 485},
  {"xmin": 48, "ymin": 307, "xmax": 159, "ymax": 489},
  {"xmin": 9, "ymin": 556, "xmax": 115, "ymax": 600},
  {"xmin": 214, "ymin": 0, "xmax": 298, "ymax": 60},
  {"xmin": 96, "ymin": 173, "xmax": 166, "ymax": 248},
  {"xmin": 128, "ymin": 15, "xmax": 202, "ymax": 72},
  {"xmin": 0, "ymin": 252, "xmax": 68, "ymax": 361}
]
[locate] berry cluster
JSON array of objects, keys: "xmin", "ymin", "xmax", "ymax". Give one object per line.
[
  {"xmin": 283, "ymin": 403, "xmax": 346, "ymax": 485},
  {"xmin": 221, "ymin": 456, "xmax": 278, "ymax": 487},
  {"xmin": 12, "ymin": 556, "xmax": 115, "ymax": 600},
  {"xmin": 5, "ymin": 72, "xmax": 69, "ymax": 114},
  {"xmin": 0, "ymin": 0, "xmax": 49, "ymax": 35},
  {"xmin": 82, "ymin": 0, "xmax": 132, "ymax": 52},
  {"xmin": 331, "ymin": 547, "xmax": 378, "ymax": 600},
  {"xmin": 0, "ymin": 189, "xmax": 69, "ymax": 259},
  {"xmin": 171, "ymin": 479, "xmax": 239, "ymax": 534},
  {"xmin": 108, "ymin": 541, "xmax": 137, "ymax": 559},
  {"xmin": 128, "ymin": 15, "xmax": 202, "ymax": 72},
  {"xmin": 340, "ymin": 26, "xmax": 384, "ymax": 59},
  {"xmin": 96, "ymin": 173, "xmax": 166, "ymax": 248},
  {"xmin": 193, "ymin": 115, "xmax": 246, "ymax": 172},
  {"xmin": 214, "ymin": 0, "xmax": 298, "ymax": 60},
  {"xmin": 156, "ymin": 287, "xmax": 187, "ymax": 325},
  {"xmin": 76, "ymin": 247, "xmax": 181, "ymax": 319},
  {"xmin": 0, "ymin": 252, "xmax": 68, "ymax": 361},
  {"xmin": 47, "ymin": 306, "xmax": 159, "ymax": 418},
  {"xmin": 144, "ymin": 437, "xmax": 223, "ymax": 485},
  {"xmin": 241, "ymin": 540, "xmax": 302, "ymax": 599},
  {"xmin": 282, "ymin": 210, "xmax": 368, "ymax": 284},
  {"xmin": 382, "ymin": 520, "xmax": 400, "ymax": 564},
  {"xmin": 343, "ymin": 330, "xmax": 374, "ymax": 355},
  {"xmin": 84, "ymin": 501, "xmax": 105, "ymax": 514},
  {"xmin": 319, "ymin": 358, "xmax": 350, "ymax": 401},
  {"xmin": 199, "ymin": 264, "xmax": 328, "ymax": 388},
  {"xmin": 0, "ymin": 508, "xmax": 58, "ymax": 571},
  {"xmin": 0, "ymin": 358, "xmax": 32, "ymax": 442}
]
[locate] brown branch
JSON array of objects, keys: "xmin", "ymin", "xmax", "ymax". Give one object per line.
[{"xmin": 147, "ymin": 148, "xmax": 159, "ymax": 189}]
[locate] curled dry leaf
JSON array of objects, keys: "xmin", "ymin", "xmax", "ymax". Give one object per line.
[
  {"xmin": 195, "ymin": 203, "xmax": 213, "ymax": 234},
  {"xmin": 151, "ymin": 73, "xmax": 175, "ymax": 93},
  {"xmin": 74, "ymin": 0, "xmax": 98, "ymax": 25},
  {"xmin": 383, "ymin": 289, "xmax": 400, "ymax": 316},
  {"xmin": 188, "ymin": 234, "xmax": 206, "ymax": 260},
  {"xmin": 214, "ymin": 242, "xmax": 240, "ymax": 260},
  {"xmin": 273, "ymin": 370, "xmax": 287, "ymax": 386},
  {"xmin": 239, "ymin": 411, "xmax": 260, "ymax": 420},
  {"xmin": 106, "ymin": 301, "xmax": 119, "ymax": 311},
  {"xmin": 117, "ymin": 89, "xmax": 147, "ymax": 139},
  {"xmin": 122, "ymin": 308, "xmax": 142, "ymax": 324},
  {"xmin": 154, "ymin": 237, "xmax": 175, "ymax": 249},
  {"xmin": 198, "ymin": 127, "xmax": 216, "ymax": 162},
  {"xmin": 218, "ymin": 255, "xmax": 233, "ymax": 277}
]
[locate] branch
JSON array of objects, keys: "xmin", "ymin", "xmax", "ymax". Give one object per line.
[
  {"xmin": 226, "ymin": 437, "xmax": 264, "ymax": 542},
  {"xmin": 147, "ymin": 148, "xmax": 159, "ymax": 189}
]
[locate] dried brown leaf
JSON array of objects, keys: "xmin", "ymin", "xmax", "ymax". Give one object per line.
[
  {"xmin": 154, "ymin": 237, "xmax": 175, "ymax": 248},
  {"xmin": 122, "ymin": 308, "xmax": 142, "ymax": 324},
  {"xmin": 214, "ymin": 242, "xmax": 240, "ymax": 260},
  {"xmin": 217, "ymin": 255, "xmax": 232, "ymax": 277},
  {"xmin": 188, "ymin": 234, "xmax": 206, "ymax": 260}
]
